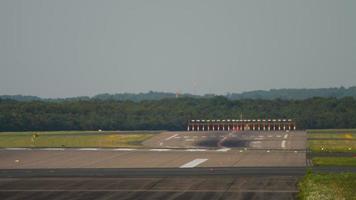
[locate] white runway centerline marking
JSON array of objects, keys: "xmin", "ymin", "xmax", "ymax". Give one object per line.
[
  {"xmin": 4, "ymin": 148, "xmax": 30, "ymax": 150},
  {"xmin": 281, "ymin": 140, "xmax": 286, "ymax": 148},
  {"xmin": 165, "ymin": 134, "xmax": 178, "ymax": 141},
  {"xmin": 113, "ymin": 148, "xmax": 137, "ymax": 151},
  {"xmin": 180, "ymin": 158, "xmax": 208, "ymax": 168},
  {"xmin": 149, "ymin": 149, "xmax": 171, "ymax": 152},
  {"xmin": 284, "ymin": 134, "xmax": 289, "ymax": 139},
  {"xmin": 185, "ymin": 149, "xmax": 207, "ymax": 152},
  {"xmin": 40, "ymin": 148, "xmax": 65, "ymax": 151},
  {"xmin": 216, "ymin": 148, "xmax": 231, "ymax": 152},
  {"xmin": 77, "ymin": 148, "xmax": 99, "ymax": 151}
]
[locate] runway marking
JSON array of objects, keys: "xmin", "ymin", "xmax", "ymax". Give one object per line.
[
  {"xmin": 281, "ymin": 140, "xmax": 286, "ymax": 148},
  {"xmin": 217, "ymin": 148, "xmax": 231, "ymax": 152},
  {"xmin": 284, "ymin": 134, "xmax": 289, "ymax": 139},
  {"xmin": 165, "ymin": 134, "xmax": 178, "ymax": 141},
  {"xmin": 276, "ymin": 135, "xmax": 282, "ymax": 138},
  {"xmin": 180, "ymin": 158, "xmax": 208, "ymax": 168},
  {"xmin": 77, "ymin": 148, "xmax": 99, "ymax": 151},
  {"xmin": 39, "ymin": 148, "xmax": 65, "ymax": 151},
  {"xmin": 149, "ymin": 149, "xmax": 171, "ymax": 152},
  {"xmin": 4, "ymin": 148, "xmax": 30, "ymax": 150},
  {"xmin": 185, "ymin": 149, "xmax": 207, "ymax": 152},
  {"xmin": 113, "ymin": 148, "xmax": 137, "ymax": 151}
]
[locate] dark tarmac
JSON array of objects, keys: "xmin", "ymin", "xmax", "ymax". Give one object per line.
[{"xmin": 0, "ymin": 175, "xmax": 299, "ymax": 200}]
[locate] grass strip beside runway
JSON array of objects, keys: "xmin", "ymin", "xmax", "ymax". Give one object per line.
[
  {"xmin": 308, "ymin": 129, "xmax": 356, "ymax": 153},
  {"xmin": 312, "ymin": 157, "xmax": 356, "ymax": 167},
  {"xmin": 0, "ymin": 131, "xmax": 155, "ymax": 148},
  {"xmin": 298, "ymin": 172, "xmax": 356, "ymax": 200}
]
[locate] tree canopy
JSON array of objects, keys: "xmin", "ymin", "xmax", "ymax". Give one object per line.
[{"xmin": 1, "ymin": 97, "xmax": 356, "ymax": 131}]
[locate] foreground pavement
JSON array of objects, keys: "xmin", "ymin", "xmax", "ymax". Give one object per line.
[{"xmin": 0, "ymin": 175, "xmax": 299, "ymax": 200}]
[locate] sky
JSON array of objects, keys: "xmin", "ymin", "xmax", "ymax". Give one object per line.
[{"xmin": 0, "ymin": 0, "xmax": 355, "ymax": 98}]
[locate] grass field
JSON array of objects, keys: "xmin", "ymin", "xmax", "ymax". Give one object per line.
[
  {"xmin": 308, "ymin": 129, "xmax": 356, "ymax": 153},
  {"xmin": 298, "ymin": 172, "xmax": 356, "ymax": 200},
  {"xmin": 308, "ymin": 129, "xmax": 356, "ymax": 134},
  {"xmin": 312, "ymin": 157, "xmax": 356, "ymax": 167},
  {"xmin": 0, "ymin": 131, "xmax": 157, "ymax": 148}
]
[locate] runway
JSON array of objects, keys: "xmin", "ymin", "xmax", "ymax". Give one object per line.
[
  {"xmin": 0, "ymin": 149, "xmax": 305, "ymax": 169},
  {"xmin": 0, "ymin": 175, "xmax": 299, "ymax": 200},
  {"xmin": 0, "ymin": 131, "xmax": 307, "ymax": 200},
  {"xmin": 0, "ymin": 131, "xmax": 306, "ymax": 169},
  {"xmin": 143, "ymin": 131, "xmax": 306, "ymax": 150}
]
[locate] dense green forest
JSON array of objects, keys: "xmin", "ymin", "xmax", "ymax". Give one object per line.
[
  {"xmin": 2, "ymin": 87, "xmax": 356, "ymax": 102},
  {"xmin": 1, "ymin": 96, "xmax": 356, "ymax": 131}
]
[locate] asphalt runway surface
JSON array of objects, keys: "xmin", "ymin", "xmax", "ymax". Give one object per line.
[
  {"xmin": 0, "ymin": 131, "xmax": 307, "ymax": 200},
  {"xmin": 0, "ymin": 175, "xmax": 299, "ymax": 200},
  {"xmin": 0, "ymin": 148, "xmax": 306, "ymax": 169},
  {"xmin": 143, "ymin": 131, "xmax": 306, "ymax": 150},
  {"xmin": 0, "ymin": 131, "xmax": 306, "ymax": 168}
]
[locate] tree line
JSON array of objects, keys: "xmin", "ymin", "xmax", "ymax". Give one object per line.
[
  {"xmin": 0, "ymin": 96, "xmax": 356, "ymax": 131},
  {"xmin": 2, "ymin": 86, "xmax": 356, "ymax": 102}
]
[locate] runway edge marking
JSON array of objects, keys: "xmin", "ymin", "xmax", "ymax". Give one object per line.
[
  {"xmin": 179, "ymin": 158, "xmax": 208, "ymax": 168},
  {"xmin": 281, "ymin": 140, "xmax": 286, "ymax": 148},
  {"xmin": 216, "ymin": 148, "xmax": 231, "ymax": 152},
  {"xmin": 165, "ymin": 134, "xmax": 178, "ymax": 141},
  {"xmin": 149, "ymin": 149, "xmax": 171, "ymax": 152},
  {"xmin": 185, "ymin": 149, "xmax": 207, "ymax": 152}
]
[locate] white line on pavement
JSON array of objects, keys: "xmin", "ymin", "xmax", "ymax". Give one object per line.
[
  {"xmin": 216, "ymin": 148, "xmax": 231, "ymax": 152},
  {"xmin": 281, "ymin": 140, "xmax": 286, "ymax": 148},
  {"xmin": 113, "ymin": 148, "xmax": 137, "ymax": 151},
  {"xmin": 149, "ymin": 149, "xmax": 171, "ymax": 151},
  {"xmin": 39, "ymin": 148, "xmax": 65, "ymax": 151},
  {"xmin": 180, "ymin": 158, "xmax": 208, "ymax": 168},
  {"xmin": 185, "ymin": 149, "xmax": 207, "ymax": 152},
  {"xmin": 77, "ymin": 148, "xmax": 99, "ymax": 151},
  {"xmin": 4, "ymin": 148, "xmax": 30, "ymax": 150},
  {"xmin": 284, "ymin": 134, "xmax": 289, "ymax": 139},
  {"xmin": 165, "ymin": 134, "xmax": 178, "ymax": 141}
]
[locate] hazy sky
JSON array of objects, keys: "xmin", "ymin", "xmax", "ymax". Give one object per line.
[{"xmin": 1, "ymin": 0, "xmax": 355, "ymax": 97}]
